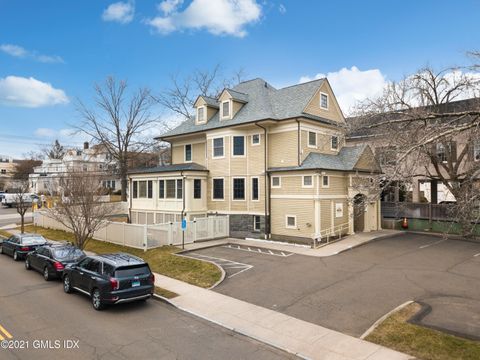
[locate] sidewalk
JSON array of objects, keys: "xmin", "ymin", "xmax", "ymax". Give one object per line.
[
  {"xmin": 154, "ymin": 273, "xmax": 411, "ymax": 360},
  {"xmin": 182, "ymin": 230, "xmax": 402, "ymax": 257}
]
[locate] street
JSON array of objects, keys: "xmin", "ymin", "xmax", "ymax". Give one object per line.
[
  {"xmin": 0, "ymin": 207, "xmax": 33, "ymax": 228},
  {"xmin": 0, "ymin": 253, "xmax": 295, "ymax": 360}
]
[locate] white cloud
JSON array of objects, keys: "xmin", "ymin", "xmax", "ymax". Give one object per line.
[
  {"xmin": 0, "ymin": 76, "xmax": 69, "ymax": 108},
  {"xmin": 158, "ymin": 0, "xmax": 184, "ymax": 15},
  {"xmin": 300, "ymin": 66, "xmax": 388, "ymax": 114},
  {"xmin": 34, "ymin": 128, "xmax": 58, "ymax": 138},
  {"xmin": 278, "ymin": 4, "xmax": 286, "ymax": 14},
  {"xmin": 146, "ymin": 0, "xmax": 262, "ymax": 37},
  {"xmin": 102, "ymin": 1, "xmax": 135, "ymax": 24},
  {"xmin": 0, "ymin": 43, "xmax": 64, "ymax": 63}
]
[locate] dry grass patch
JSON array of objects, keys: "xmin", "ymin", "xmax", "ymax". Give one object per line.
[
  {"xmin": 22, "ymin": 225, "xmax": 221, "ymax": 289},
  {"xmin": 366, "ymin": 302, "xmax": 480, "ymax": 360}
]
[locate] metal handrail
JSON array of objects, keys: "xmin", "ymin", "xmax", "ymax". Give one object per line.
[{"xmin": 312, "ymin": 222, "xmax": 349, "ymax": 248}]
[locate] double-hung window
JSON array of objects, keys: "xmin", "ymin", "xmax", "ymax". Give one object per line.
[
  {"xmin": 320, "ymin": 93, "xmax": 328, "ymax": 109},
  {"xmin": 233, "ymin": 178, "xmax": 245, "ymax": 200},
  {"xmin": 213, "ymin": 138, "xmax": 224, "ymax": 158},
  {"xmin": 331, "ymin": 136, "xmax": 339, "ymax": 150},
  {"xmin": 253, "ymin": 215, "xmax": 261, "ymax": 231},
  {"xmin": 185, "ymin": 144, "xmax": 192, "ymax": 162},
  {"xmin": 197, "ymin": 106, "xmax": 205, "ymax": 123},
  {"xmin": 233, "ymin": 136, "xmax": 245, "ymax": 156},
  {"xmin": 213, "ymin": 178, "xmax": 224, "ymax": 200},
  {"xmin": 251, "ymin": 178, "xmax": 259, "ymax": 200},
  {"xmin": 308, "ymin": 131, "xmax": 317, "ymax": 147},
  {"xmin": 176, "ymin": 179, "xmax": 183, "ymax": 199},
  {"xmin": 194, "ymin": 179, "xmax": 201, "ymax": 199},
  {"xmin": 166, "ymin": 180, "xmax": 176, "ymax": 199},
  {"xmin": 252, "ymin": 134, "xmax": 260, "ymax": 145},
  {"xmin": 221, "ymin": 101, "xmax": 230, "ymax": 118},
  {"xmin": 303, "ymin": 175, "xmax": 313, "ymax": 188}
]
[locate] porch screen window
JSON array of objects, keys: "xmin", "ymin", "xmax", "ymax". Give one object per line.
[
  {"xmin": 176, "ymin": 179, "xmax": 183, "ymax": 199},
  {"xmin": 308, "ymin": 131, "xmax": 316, "ymax": 147},
  {"xmin": 147, "ymin": 180, "xmax": 153, "ymax": 199},
  {"xmin": 166, "ymin": 180, "xmax": 176, "ymax": 199},
  {"xmin": 159, "ymin": 180, "xmax": 165, "ymax": 198},
  {"xmin": 213, "ymin": 179, "xmax": 224, "ymax": 199},
  {"xmin": 233, "ymin": 178, "xmax": 245, "ymax": 200},
  {"xmin": 185, "ymin": 144, "xmax": 192, "ymax": 162},
  {"xmin": 252, "ymin": 178, "xmax": 259, "ymax": 200},
  {"xmin": 213, "ymin": 138, "xmax": 224, "ymax": 158},
  {"xmin": 133, "ymin": 181, "xmax": 138, "ymax": 198},
  {"xmin": 139, "ymin": 181, "xmax": 147, "ymax": 198},
  {"xmin": 194, "ymin": 179, "xmax": 201, "ymax": 199},
  {"xmin": 233, "ymin": 136, "xmax": 245, "ymax": 156}
]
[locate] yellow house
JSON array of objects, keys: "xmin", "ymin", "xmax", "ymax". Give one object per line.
[{"xmin": 128, "ymin": 78, "xmax": 381, "ymax": 244}]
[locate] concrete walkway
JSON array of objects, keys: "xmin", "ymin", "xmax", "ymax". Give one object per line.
[
  {"xmin": 182, "ymin": 230, "xmax": 402, "ymax": 257},
  {"xmin": 154, "ymin": 273, "xmax": 411, "ymax": 360}
]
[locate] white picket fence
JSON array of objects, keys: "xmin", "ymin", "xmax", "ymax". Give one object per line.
[{"xmin": 34, "ymin": 212, "xmax": 229, "ymax": 251}]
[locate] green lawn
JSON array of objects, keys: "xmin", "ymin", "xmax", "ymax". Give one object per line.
[
  {"xmin": 366, "ymin": 302, "xmax": 480, "ymax": 360},
  {"xmin": 20, "ymin": 225, "xmax": 221, "ymax": 289}
]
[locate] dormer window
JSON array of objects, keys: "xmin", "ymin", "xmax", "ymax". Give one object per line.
[
  {"xmin": 196, "ymin": 106, "xmax": 206, "ymax": 124},
  {"xmin": 320, "ymin": 93, "xmax": 328, "ymax": 110},
  {"xmin": 221, "ymin": 100, "xmax": 231, "ymax": 119}
]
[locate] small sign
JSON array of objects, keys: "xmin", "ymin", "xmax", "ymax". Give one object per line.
[{"xmin": 181, "ymin": 218, "xmax": 187, "ymax": 231}]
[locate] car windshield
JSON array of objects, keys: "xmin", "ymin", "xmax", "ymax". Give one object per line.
[
  {"xmin": 115, "ymin": 264, "xmax": 150, "ymax": 278},
  {"xmin": 53, "ymin": 248, "xmax": 84, "ymax": 260},
  {"xmin": 21, "ymin": 236, "xmax": 46, "ymax": 245}
]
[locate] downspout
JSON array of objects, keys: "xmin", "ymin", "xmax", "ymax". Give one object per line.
[
  {"xmin": 181, "ymin": 170, "xmax": 185, "ymax": 249},
  {"xmin": 296, "ymin": 119, "xmax": 301, "ymax": 166},
  {"xmin": 128, "ymin": 175, "xmax": 132, "ymax": 223},
  {"xmin": 255, "ymin": 122, "xmax": 270, "ymax": 239}
]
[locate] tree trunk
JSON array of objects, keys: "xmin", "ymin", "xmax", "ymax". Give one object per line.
[
  {"xmin": 21, "ymin": 215, "xmax": 24, "ymax": 234},
  {"xmin": 120, "ymin": 161, "xmax": 128, "ymax": 202}
]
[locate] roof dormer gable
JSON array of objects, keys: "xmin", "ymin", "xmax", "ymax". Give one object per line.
[
  {"xmin": 218, "ymin": 89, "xmax": 248, "ymax": 121},
  {"xmin": 194, "ymin": 95, "xmax": 218, "ymax": 125}
]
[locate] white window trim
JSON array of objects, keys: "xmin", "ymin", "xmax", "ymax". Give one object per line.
[
  {"xmin": 251, "ymin": 176, "xmax": 260, "ymax": 201},
  {"xmin": 322, "ymin": 175, "xmax": 330, "ymax": 188},
  {"xmin": 285, "ymin": 215, "xmax": 297, "ymax": 229},
  {"xmin": 211, "ymin": 177, "xmax": 225, "ymax": 201},
  {"xmin": 231, "ymin": 135, "xmax": 246, "ymax": 158},
  {"xmin": 184, "ymin": 144, "xmax": 192, "ymax": 163},
  {"xmin": 307, "ymin": 131, "xmax": 317, "ymax": 148},
  {"xmin": 253, "ymin": 215, "xmax": 261, "ymax": 231},
  {"xmin": 271, "ymin": 176, "xmax": 281, "ymax": 188},
  {"xmin": 212, "ymin": 137, "xmax": 225, "ymax": 159},
  {"xmin": 251, "ymin": 133, "xmax": 261, "ymax": 146},
  {"xmin": 320, "ymin": 92, "xmax": 329, "ymax": 110},
  {"xmin": 302, "ymin": 175, "xmax": 314, "ymax": 188},
  {"xmin": 232, "ymin": 177, "xmax": 246, "ymax": 201},
  {"xmin": 221, "ymin": 100, "xmax": 232, "ymax": 120},
  {"xmin": 196, "ymin": 105, "xmax": 207, "ymax": 124},
  {"xmin": 331, "ymin": 135, "xmax": 339, "ymax": 151}
]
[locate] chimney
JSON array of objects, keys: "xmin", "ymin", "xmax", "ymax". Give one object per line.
[{"xmin": 84, "ymin": 142, "xmax": 89, "ymax": 150}]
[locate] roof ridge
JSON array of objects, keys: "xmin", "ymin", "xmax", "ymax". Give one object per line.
[{"xmin": 279, "ymin": 78, "xmax": 325, "ymax": 91}]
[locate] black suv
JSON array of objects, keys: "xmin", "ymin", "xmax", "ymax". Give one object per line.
[
  {"xmin": 62, "ymin": 253, "xmax": 155, "ymax": 310},
  {"xmin": 0, "ymin": 233, "xmax": 47, "ymax": 261},
  {"xmin": 25, "ymin": 243, "xmax": 86, "ymax": 281}
]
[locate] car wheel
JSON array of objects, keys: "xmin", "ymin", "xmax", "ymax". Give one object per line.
[
  {"xmin": 25, "ymin": 258, "xmax": 31, "ymax": 270},
  {"xmin": 43, "ymin": 267, "xmax": 50, "ymax": 281},
  {"xmin": 13, "ymin": 251, "xmax": 19, "ymax": 261},
  {"xmin": 63, "ymin": 275, "xmax": 72, "ymax": 293},
  {"xmin": 92, "ymin": 289, "xmax": 104, "ymax": 311}
]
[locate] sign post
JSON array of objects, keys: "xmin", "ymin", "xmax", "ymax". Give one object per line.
[{"xmin": 181, "ymin": 218, "xmax": 187, "ymax": 249}]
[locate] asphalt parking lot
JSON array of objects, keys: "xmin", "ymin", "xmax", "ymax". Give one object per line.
[{"xmin": 185, "ymin": 233, "xmax": 480, "ymax": 338}]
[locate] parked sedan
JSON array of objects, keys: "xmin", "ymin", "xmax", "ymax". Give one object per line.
[
  {"xmin": 0, "ymin": 233, "xmax": 47, "ymax": 261},
  {"xmin": 25, "ymin": 243, "xmax": 86, "ymax": 281},
  {"xmin": 63, "ymin": 253, "xmax": 155, "ymax": 310}
]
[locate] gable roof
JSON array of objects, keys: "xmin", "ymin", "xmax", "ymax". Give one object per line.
[
  {"xmin": 159, "ymin": 78, "xmax": 342, "ymax": 139},
  {"xmin": 224, "ymin": 88, "xmax": 249, "ymax": 103},
  {"xmin": 268, "ymin": 145, "xmax": 379, "ymax": 173}
]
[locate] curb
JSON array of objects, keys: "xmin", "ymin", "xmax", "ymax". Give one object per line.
[
  {"xmin": 360, "ymin": 300, "xmax": 413, "ymax": 339},
  {"xmin": 174, "ymin": 252, "xmax": 226, "ymax": 289}
]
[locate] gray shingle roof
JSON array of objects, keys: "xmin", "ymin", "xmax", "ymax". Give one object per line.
[
  {"xmin": 201, "ymin": 96, "xmax": 219, "ymax": 108},
  {"xmin": 128, "ymin": 163, "xmax": 207, "ymax": 175},
  {"xmin": 160, "ymin": 78, "xmax": 340, "ymax": 139},
  {"xmin": 225, "ymin": 88, "xmax": 249, "ymax": 103},
  {"xmin": 268, "ymin": 145, "xmax": 368, "ymax": 172}
]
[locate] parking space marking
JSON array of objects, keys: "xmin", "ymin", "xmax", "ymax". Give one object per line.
[
  {"xmin": 183, "ymin": 253, "xmax": 253, "ymax": 278},
  {"xmin": 222, "ymin": 244, "xmax": 293, "ymax": 257},
  {"xmin": 419, "ymin": 239, "xmax": 447, "ymax": 249},
  {"xmin": 0, "ymin": 324, "xmax": 13, "ymax": 340}
]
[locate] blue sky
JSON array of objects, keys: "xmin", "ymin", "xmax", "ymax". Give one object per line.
[{"xmin": 1, "ymin": 0, "xmax": 479, "ymax": 157}]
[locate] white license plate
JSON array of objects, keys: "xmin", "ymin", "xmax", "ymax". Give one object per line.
[{"xmin": 132, "ymin": 281, "xmax": 140, "ymax": 287}]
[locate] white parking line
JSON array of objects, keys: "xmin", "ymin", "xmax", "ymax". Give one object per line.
[
  {"xmin": 419, "ymin": 239, "xmax": 446, "ymax": 249},
  {"xmin": 222, "ymin": 244, "xmax": 293, "ymax": 257},
  {"xmin": 184, "ymin": 253, "xmax": 253, "ymax": 278}
]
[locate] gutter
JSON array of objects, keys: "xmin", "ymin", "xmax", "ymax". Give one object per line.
[
  {"xmin": 296, "ymin": 118, "xmax": 301, "ymax": 166},
  {"xmin": 255, "ymin": 122, "xmax": 270, "ymax": 239}
]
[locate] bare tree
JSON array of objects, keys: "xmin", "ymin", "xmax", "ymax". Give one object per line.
[
  {"xmin": 153, "ymin": 64, "xmax": 246, "ymax": 121},
  {"xmin": 351, "ymin": 63, "xmax": 480, "ymax": 236},
  {"xmin": 42, "ymin": 139, "xmax": 66, "ymax": 159},
  {"xmin": 44, "ymin": 171, "xmax": 114, "ymax": 250},
  {"xmin": 12, "ymin": 159, "xmax": 42, "ymax": 181},
  {"xmin": 14, "ymin": 180, "xmax": 32, "ymax": 234},
  {"xmin": 76, "ymin": 76, "xmax": 157, "ymax": 201}
]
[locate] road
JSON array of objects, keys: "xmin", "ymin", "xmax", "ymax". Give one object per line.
[
  {"xmin": 0, "ymin": 207, "xmax": 33, "ymax": 228},
  {"xmin": 186, "ymin": 233, "xmax": 480, "ymax": 338},
  {"xmin": 0, "ymin": 253, "xmax": 295, "ymax": 360}
]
